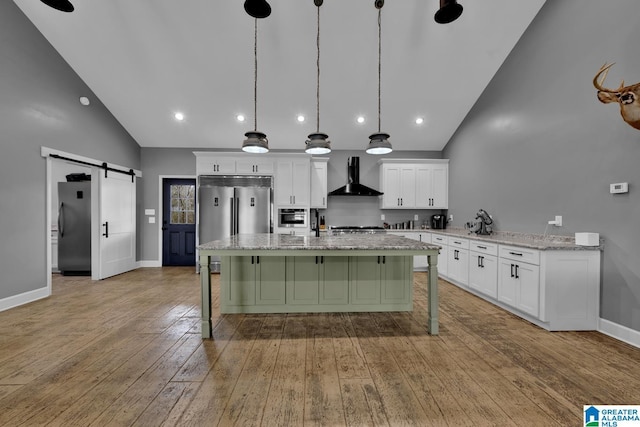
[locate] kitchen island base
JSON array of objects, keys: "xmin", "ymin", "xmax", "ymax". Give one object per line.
[
  {"xmin": 218, "ymin": 255, "xmax": 413, "ymax": 314},
  {"xmin": 198, "ymin": 233, "xmax": 441, "ymax": 338}
]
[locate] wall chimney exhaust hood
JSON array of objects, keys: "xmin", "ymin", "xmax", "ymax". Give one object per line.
[{"xmin": 328, "ymin": 157, "xmax": 383, "ymax": 196}]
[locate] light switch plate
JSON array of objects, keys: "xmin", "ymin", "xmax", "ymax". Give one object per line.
[
  {"xmin": 148, "ymin": 216, "xmax": 156, "ymax": 224},
  {"xmin": 145, "ymin": 208, "xmax": 156, "ymax": 216}
]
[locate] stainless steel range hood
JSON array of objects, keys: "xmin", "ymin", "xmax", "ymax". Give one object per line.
[{"xmin": 328, "ymin": 157, "xmax": 383, "ymax": 196}]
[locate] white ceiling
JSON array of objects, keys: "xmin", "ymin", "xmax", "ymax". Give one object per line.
[{"xmin": 14, "ymin": 0, "xmax": 546, "ymax": 152}]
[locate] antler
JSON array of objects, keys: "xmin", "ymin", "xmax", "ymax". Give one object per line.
[{"xmin": 593, "ymin": 63, "xmax": 617, "ymax": 93}]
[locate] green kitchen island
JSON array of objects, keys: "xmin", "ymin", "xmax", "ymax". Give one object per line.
[{"xmin": 198, "ymin": 233, "xmax": 441, "ymax": 338}]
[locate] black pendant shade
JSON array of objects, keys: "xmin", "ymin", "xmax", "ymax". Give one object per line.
[
  {"xmin": 244, "ymin": 0, "xmax": 271, "ymax": 19},
  {"xmin": 434, "ymin": 0, "xmax": 463, "ymax": 24},
  {"xmin": 40, "ymin": 0, "xmax": 74, "ymax": 12}
]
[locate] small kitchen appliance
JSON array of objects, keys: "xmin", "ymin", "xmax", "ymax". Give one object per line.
[
  {"xmin": 430, "ymin": 214, "xmax": 447, "ymax": 229},
  {"xmin": 464, "ymin": 208, "xmax": 493, "ymax": 235}
]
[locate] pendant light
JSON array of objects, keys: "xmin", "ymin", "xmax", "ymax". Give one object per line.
[
  {"xmin": 434, "ymin": 0, "xmax": 463, "ymax": 24},
  {"xmin": 242, "ymin": 19, "xmax": 269, "ymax": 153},
  {"xmin": 305, "ymin": 0, "xmax": 331, "ymax": 155},
  {"xmin": 244, "ymin": 0, "xmax": 271, "ymax": 19},
  {"xmin": 40, "ymin": 0, "xmax": 74, "ymax": 12},
  {"xmin": 366, "ymin": 0, "xmax": 392, "ymax": 155}
]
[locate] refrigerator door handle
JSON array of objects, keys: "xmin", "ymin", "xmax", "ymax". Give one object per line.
[
  {"xmin": 235, "ymin": 197, "xmax": 240, "ymax": 235},
  {"xmin": 58, "ymin": 202, "xmax": 65, "ymax": 238},
  {"xmin": 230, "ymin": 197, "xmax": 235, "ymax": 235},
  {"xmin": 102, "ymin": 221, "xmax": 109, "ymax": 238}
]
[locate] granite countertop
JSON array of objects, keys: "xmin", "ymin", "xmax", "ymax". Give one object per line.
[
  {"xmin": 198, "ymin": 233, "xmax": 440, "ymax": 252},
  {"xmin": 391, "ymin": 227, "xmax": 603, "ymax": 251}
]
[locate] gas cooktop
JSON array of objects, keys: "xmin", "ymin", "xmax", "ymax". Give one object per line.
[{"xmin": 329, "ymin": 226, "xmax": 386, "ymax": 234}]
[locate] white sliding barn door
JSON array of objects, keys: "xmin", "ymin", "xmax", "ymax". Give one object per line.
[{"xmin": 93, "ymin": 171, "xmax": 136, "ymax": 280}]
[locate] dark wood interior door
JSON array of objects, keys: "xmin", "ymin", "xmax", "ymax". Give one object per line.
[{"xmin": 162, "ymin": 178, "xmax": 196, "ymax": 266}]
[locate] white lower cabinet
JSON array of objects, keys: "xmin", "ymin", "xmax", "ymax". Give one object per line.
[
  {"xmin": 497, "ymin": 258, "xmax": 540, "ymax": 317},
  {"xmin": 431, "ymin": 234, "xmax": 601, "ymax": 331},
  {"xmin": 468, "ymin": 241, "xmax": 498, "ymax": 298},
  {"xmin": 446, "ymin": 237, "xmax": 469, "ymax": 286},
  {"xmin": 430, "ymin": 234, "xmax": 448, "ymax": 277}
]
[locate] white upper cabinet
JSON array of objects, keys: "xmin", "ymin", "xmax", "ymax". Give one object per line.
[
  {"xmin": 415, "ymin": 162, "xmax": 448, "ymax": 209},
  {"xmin": 275, "ymin": 157, "xmax": 311, "ymax": 207},
  {"xmin": 236, "ymin": 158, "xmax": 274, "ymax": 175},
  {"xmin": 194, "ymin": 152, "xmax": 274, "ymax": 176},
  {"xmin": 378, "ymin": 159, "xmax": 449, "ymax": 209},
  {"xmin": 310, "ymin": 158, "xmax": 328, "ymax": 209}
]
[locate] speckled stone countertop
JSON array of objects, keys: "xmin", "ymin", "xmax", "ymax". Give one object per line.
[
  {"xmin": 198, "ymin": 233, "xmax": 440, "ymax": 252},
  {"xmin": 391, "ymin": 227, "xmax": 603, "ymax": 251}
]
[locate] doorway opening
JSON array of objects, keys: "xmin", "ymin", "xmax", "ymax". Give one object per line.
[{"xmin": 44, "ymin": 147, "xmax": 139, "ymax": 293}]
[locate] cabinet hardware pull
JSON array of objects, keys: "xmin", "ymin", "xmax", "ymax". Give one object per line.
[
  {"xmin": 477, "ymin": 256, "xmax": 481, "ymax": 268},
  {"xmin": 481, "ymin": 256, "xmax": 485, "ymax": 268},
  {"xmin": 251, "ymin": 256, "xmax": 254, "ymax": 265},
  {"xmin": 510, "ymin": 263, "xmax": 514, "ymax": 278},
  {"xmin": 377, "ymin": 256, "xmax": 381, "ymax": 264},
  {"xmin": 515, "ymin": 264, "xmax": 519, "ymax": 279},
  {"xmin": 315, "ymin": 256, "xmax": 318, "ymax": 264},
  {"xmin": 321, "ymin": 256, "xmax": 324, "ymax": 264},
  {"xmin": 477, "ymin": 245, "xmax": 487, "ymax": 250},
  {"xmin": 102, "ymin": 221, "xmax": 109, "ymax": 238},
  {"xmin": 509, "ymin": 251, "xmax": 523, "ymax": 257},
  {"xmin": 382, "ymin": 256, "xmax": 386, "ymax": 264}
]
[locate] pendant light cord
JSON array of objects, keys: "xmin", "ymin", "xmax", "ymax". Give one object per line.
[
  {"xmin": 377, "ymin": 8, "xmax": 382, "ymax": 133},
  {"xmin": 316, "ymin": 5, "xmax": 321, "ymax": 133},
  {"xmin": 254, "ymin": 18, "xmax": 258, "ymax": 132}
]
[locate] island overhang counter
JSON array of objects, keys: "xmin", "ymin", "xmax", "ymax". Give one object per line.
[{"xmin": 198, "ymin": 233, "xmax": 441, "ymax": 338}]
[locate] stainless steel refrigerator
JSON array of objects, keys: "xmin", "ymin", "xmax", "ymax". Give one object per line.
[
  {"xmin": 198, "ymin": 175, "xmax": 273, "ymax": 272},
  {"xmin": 58, "ymin": 181, "xmax": 92, "ymax": 275}
]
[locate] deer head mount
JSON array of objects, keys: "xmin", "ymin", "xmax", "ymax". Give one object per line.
[{"xmin": 593, "ymin": 63, "xmax": 640, "ymax": 130}]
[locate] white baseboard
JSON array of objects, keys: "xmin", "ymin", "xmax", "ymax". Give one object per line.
[
  {"xmin": 138, "ymin": 260, "xmax": 162, "ymax": 268},
  {"xmin": 599, "ymin": 318, "xmax": 640, "ymax": 349},
  {"xmin": 0, "ymin": 287, "xmax": 50, "ymax": 313}
]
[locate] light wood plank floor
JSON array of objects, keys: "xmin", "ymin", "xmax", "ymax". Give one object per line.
[{"xmin": 0, "ymin": 267, "xmax": 639, "ymax": 426}]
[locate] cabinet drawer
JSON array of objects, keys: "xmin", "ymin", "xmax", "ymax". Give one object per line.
[
  {"xmin": 499, "ymin": 245, "xmax": 540, "ymax": 265},
  {"xmin": 469, "ymin": 240, "xmax": 498, "ymax": 256},
  {"xmin": 448, "ymin": 237, "xmax": 469, "ymax": 250},
  {"xmin": 430, "ymin": 234, "xmax": 448, "ymax": 246}
]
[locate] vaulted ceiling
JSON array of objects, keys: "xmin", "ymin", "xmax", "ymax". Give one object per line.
[{"xmin": 14, "ymin": 0, "xmax": 546, "ymax": 152}]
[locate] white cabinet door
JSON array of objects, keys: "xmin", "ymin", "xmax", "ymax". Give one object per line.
[
  {"xmin": 310, "ymin": 159, "xmax": 328, "ymax": 209},
  {"xmin": 431, "ymin": 164, "xmax": 448, "ymax": 209},
  {"xmin": 198, "ymin": 158, "xmax": 236, "ymax": 175},
  {"xmin": 275, "ymin": 159, "xmax": 310, "ymax": 207},
  {"xmin": 416, "ymin": 163, "xmax": 448, "ymax": 208},
  {"xmin": 380, "ymin": 164, "xmax": 401, "ymax": 208},
  {"xmin": 517, "ymin": 262, "xmax": 540, "ymax": 317},
  {"xmin": 469, "ymin": 252, "xmax": 498, "ymax": 298},
  {"xmin": 380, "ymin": 164, "xmax": 416, "ymax": 208},
  {"xmin": 498, "ymin": 259, "xmax": 539, "ymax": 317},
  {"xmin": 236, "ymin": 158, "xmax": 274, "ymax": 175},
  {"xmin": 447, "ymin": 246, "xmax": 469, "ymax": 286}
]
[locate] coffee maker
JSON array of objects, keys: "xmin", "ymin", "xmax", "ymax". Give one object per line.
[{"xmin": 430, "ymin": 214, "xmax": 447, "ymax": 229}]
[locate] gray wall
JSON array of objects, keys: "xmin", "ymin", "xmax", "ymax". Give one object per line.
[
  {"xmin": 0, "ymin": 2, "xmax": 140, "ymax": 301},
  {"xmin": 138, "ymin": 148, "xmax": 443, "ymax": 262},
  {"xmin": 443, "ymin": 0, "xmax": 640, "ymax": 331}
]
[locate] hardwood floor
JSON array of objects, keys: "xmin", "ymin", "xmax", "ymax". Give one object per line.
[{"xmin": 0, "ymin": 267, "xmax": 639, "ymax": 426}]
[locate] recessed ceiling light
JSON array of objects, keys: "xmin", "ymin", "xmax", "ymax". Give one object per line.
[
  {"xmin": 297, "ymin": 115, "xmax": 305, "ymax": 123},
  {"xmin": 356, "ymin": 116, "xmax": 365, "ymax": 124},
  {"xmin": 415, "ymin": 117, "xmax": 424, "ymax": 125},
  {"xmin": 174, "ymin": 112, "xmax": 185, "ymax": 121},
  {"xmin": 236, "ymin": 114, "xmax": 245, "ymax": 122},
  {"xmin": 79, "ymin": 96, "xmax": 90, "ymax": 106}
]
